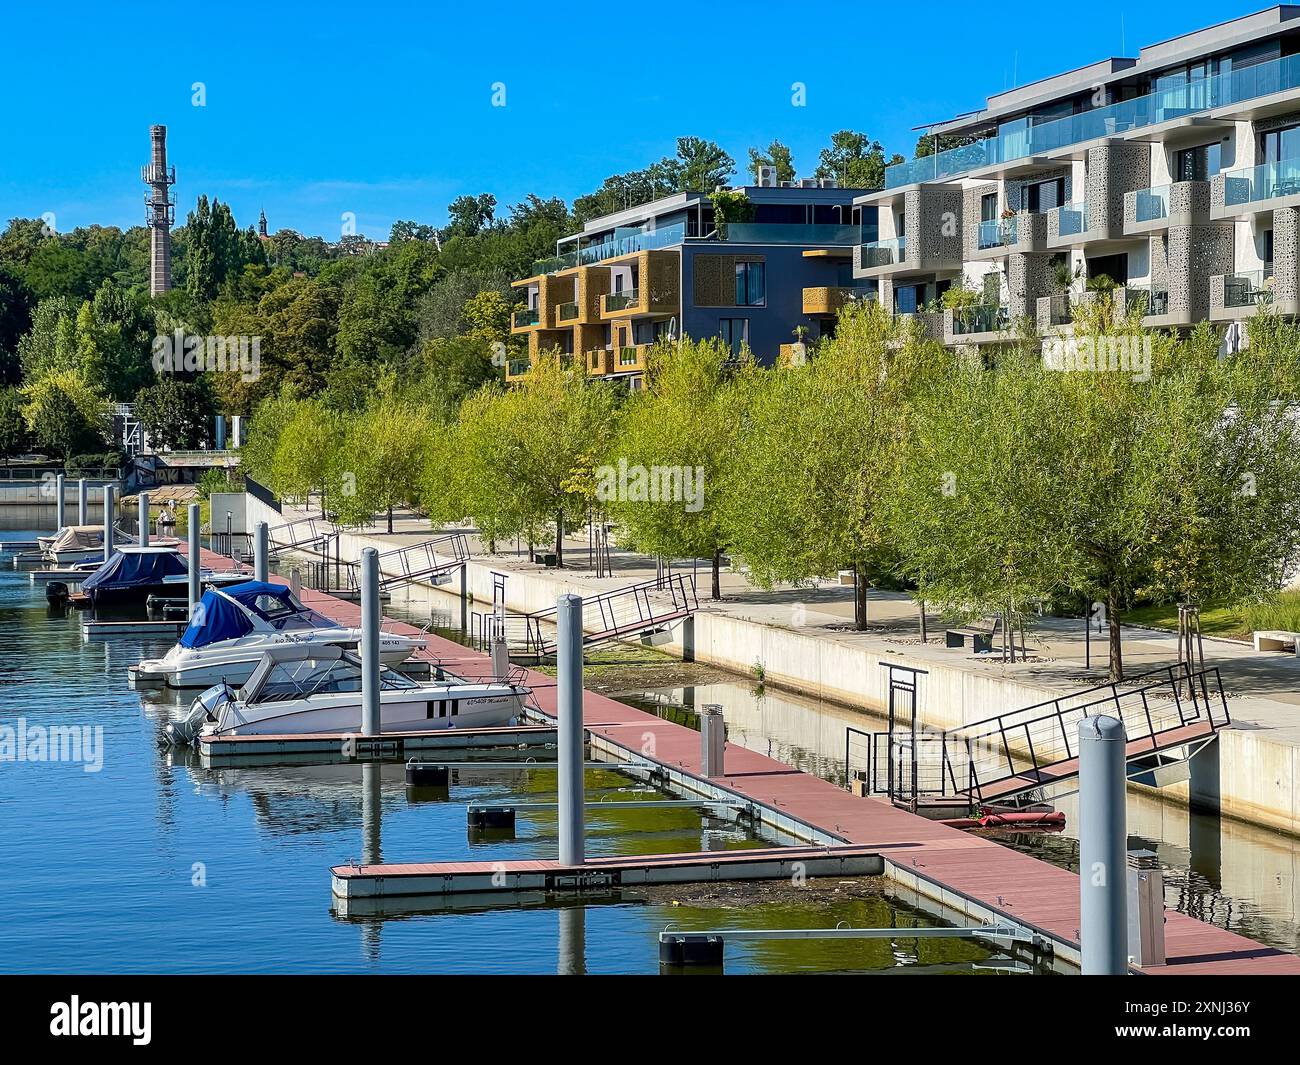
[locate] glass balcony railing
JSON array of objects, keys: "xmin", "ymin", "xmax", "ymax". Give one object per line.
[
  {"xmin": 556, "ymin": 302, "xmax": 579, "ymax": 323},
  {"xmin": 530, "ymin": 223, "xmax": 686, "ymax": 277},
  {"xmin": 1223, "ymin": 157, "xmax": 1300, "ymax": 207},
  {"xmin": 1133, "ymin": 185, "xmax": 1171, "ymax": 223},
  {"xmin": 951, "ymin": 304, "xmax": 1009, "ymax": 335},
  {"xmin": 604, "ymin": 289, "xmax": 640, "ymax": 313},
  {"xmin": 617, "ymin": 345, "xmax": 645, "ymax": 367},
  {"xmin": 1052, "ymin": 202, "xmax": 1090, "ymax": 237},
  {"xmin": 1124, "ymin": 284, "xmax": 1170, "ymax": 317},
  {"xmin": 512, "ymin": 308, "xmax": 539, "ymax": 328},
  {"xmin": 975, "ymin": 217, "xmax": 1017, "ymax": 250},
  {"xmin": 505, "ymin": 358, "xmax": 531, "ymax": 377},
  {"xmin": 1221, "ymin": 270, "xmax": 1275, "ymax": 308},
  {"xmin": 720, "ymin": 223, "xmax": 861, "ymax": 245},
  {"xmin": 859, "ymin": 236, "xmax": 907, "ymax": 268},
  {"xmin": 886, "ymin": 51, "xmax": 1300, "ymax": 189}
]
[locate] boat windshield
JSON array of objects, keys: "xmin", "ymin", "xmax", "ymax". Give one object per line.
[
  {"xmin": 248, "ymin": 656, "xmax": 419, "ymax": 703},
  {"xmin": 238, "ymin": 589, "xmax": 337, "ymax": 632}
]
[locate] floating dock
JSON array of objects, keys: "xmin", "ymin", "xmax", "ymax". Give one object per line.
[
  {"xmin": 197, "ymin": 723, "xmax": 557, "ymax": 766},
  {"xmin": 82, "ymin": 617, "xmax": 187, "ymax": 639},
  {"xmin": 186, "ymin": 539, "xmax": 1300, "ymax": 975}
]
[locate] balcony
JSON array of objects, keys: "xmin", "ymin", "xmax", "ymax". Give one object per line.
[
  {"xmin": 949, "ymin": 304, "xmax": 1010, "ymax": 338},
  {"xmin": 530, "ymin": 222, "xmax": 686, "ymax": 277},
  {"xmin": 1121, "ymin": 284, "xmax": 1170, "ymax": 319},
  {"xmin": 1036, "ymin": 294, "xmax": 1073, "ymax": 332},
  {"xmin": 802, "ymin": 285, "xmax": 874, "ymax": 315},
  {"xmin": 720, "ymin": 223, "xmax": 860, "ymax": 246},
  {"xmin": 586, "ymin": 348, "xmax": 613, "ymax": 376},
  {"xmin": 505, "ymin": 357, "xmax": 532, "ymax": 381},
  {"xmin": 1047, "ymin": 202, "xmax": 1091, "ymax": 246},
  {"xmin": 602, "ymin": 288, "xmax": 640, "ymax": 315},
  {"xmin": 556, "ymin": 301, "xmax": 580, "ymax": 324},
  {"xmin": 1124, "ymin": 181, "xmax": 1210, "ymax": 235},
  {"xmin": 974, "ymin": 217, "xmax": 1017, "ymax": 251},
  {"xmin": 885, "ymin": 50, "xmax": 1300, "ymax": 189},
  {"xmin": 613, "ymin": 344, "xmax": 649, "ymax": 374},
  {"xmin": 512, "ymin": 307, "xmax": 540, "ymax": 329},
  {"xmin": 858, "ymin": 236, "xmax": 907, "ymax": 269},
  {"xmin": 1210, "ymin": 269, "xmax": 1277, "ymax": 320},
  {"xmin": 1215, "ymin": 157, "xmax": 1300, "ymax": 216}
]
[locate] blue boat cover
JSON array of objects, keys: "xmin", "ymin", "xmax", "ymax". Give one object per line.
[
  {"xmin": 179, "ymin": 587, "xmax": 256, "ymax": 649},
  {"xmin": 222, "ymin": 580, "xmax": 294, "ymax": 613},
  {"xmin": 81, "ymin": 549, "xmax": 190, "ymax": 592}
]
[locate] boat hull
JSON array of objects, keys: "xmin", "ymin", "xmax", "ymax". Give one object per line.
[{"xmin": 209, "ymin": 691, "xmax": 522, "ymax": 737}]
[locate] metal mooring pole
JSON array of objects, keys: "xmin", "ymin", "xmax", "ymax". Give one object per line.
[
  {"xmin": 77, "ymin": 478, "xmax": 88, "ymax": 526},
  {"xmin": 360, "ymin": 547, "xmax": 381, "ymax": 737},
  {"xmin": 187, "ymin": 503, "xmax": 201, "ymax": 617},
  {"xmin": 1079, "ymin": 714, "xmax": 1128, "ymax": 974},
  {"xmin": 137, "ymin": 491, "xmax": 150, "ymax": 547},
  {"xmin": 253, "ymin": 521, "xmax": 269, "ymax": 582},
  {"xmin": 102, "ymin": 484, "xmax": 116, "ymax": 562},
  {"xmin": 557, "ymin": 593, "xmax": 585, "ymax": 866},
  {"xmin": 55, "ymin": 473, "xmax": 65, "ymax": 531}
]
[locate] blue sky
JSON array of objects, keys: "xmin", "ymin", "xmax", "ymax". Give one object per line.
[{"xmin": 0, "ymin": 0, "xmax": 1262, "ymax": 240}]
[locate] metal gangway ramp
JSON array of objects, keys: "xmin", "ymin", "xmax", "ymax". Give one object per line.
[
  {"xmin": 488, "ymin": 572, "xmax": 698, "ymax": 658},
  {"xmin": 849, "ymin": 664, "xmax": 1231, "ymax": 808},
  {"xmin": 266, "ymin": 516, "xmax": 339, "ymax": 553},
  {"xmin": 343, "ymin": 532, "xmax": 472, "ymax": 591}
]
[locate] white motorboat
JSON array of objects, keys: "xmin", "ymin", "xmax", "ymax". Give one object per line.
[
  {"xmin": 163, "ymin": 644, "xmax": 528, "ymax": 743},
  {"xmin": 134, "ymin": 579, "xmax": 425, "ymax": 689},
  {"xmin": 41, "ymin": 525, "xmax": 106, "ymax": 565}
]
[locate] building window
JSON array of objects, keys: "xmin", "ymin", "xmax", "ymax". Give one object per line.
[
  {"xmin": 719, "ymin": 318, "xmax": 749, "ymax": 353},
  {"xmin": 735, "ymin": 261, "xmax": 765, "ymax": 306},
  {"xmin": 1175, "ymin": 141, "xmax": 1223, "ymax": 182},
  {"xmin": 980, "ymin": 193, "xmax": 998, "ymax": 223}
]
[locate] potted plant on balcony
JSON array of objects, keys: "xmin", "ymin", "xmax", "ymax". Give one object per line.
[
  {"xmin": 788, "ymin": 325, "xmax": 810, "ymax": 366},
  {"xmin": 941, "ymin": 280, "xmax": 984, "ymax": 330},
  {"xmin": 710, "ymin": 188, "xmax": 755, "ymax": 240}
]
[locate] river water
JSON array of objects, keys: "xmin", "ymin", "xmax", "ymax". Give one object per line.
[{"xmin": 0, "ymin": 532, "xmax": 1024, "ymax": 974}]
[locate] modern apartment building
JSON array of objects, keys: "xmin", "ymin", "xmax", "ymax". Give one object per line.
[
  {"xmin": 508, "ymin": 183, "xmax": 876, "ymax": 381},
  {"xmin": 855, "ymin": 5, "xmax": 1300, "ymax": 346}
]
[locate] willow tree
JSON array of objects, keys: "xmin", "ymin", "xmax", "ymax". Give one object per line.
[
  {"xmin": 885, "ymin": 343, "xmax": 1074, "ymax": 650},
  {"xmin": 602, "ymin": 337, "xmax": 749, "ymax": 599},
  {"xmin": 265, "ymin": 397, "xmax": 342, "ymax": 510},
  {"xmin": 444, "ymin": 353, "xmax": 618, "ymax": 564},
  {"xmin": 720, "ymin": 300, "xmax": 938, "ymax": 627},
  {"xmin": 333, "ymin": 389, "xmax": 438, "ymax": 533}
]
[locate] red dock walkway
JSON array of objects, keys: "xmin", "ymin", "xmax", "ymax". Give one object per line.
[{"xmin": 185, "ymin": 542, "xmax": 1300, "ymax": 975}]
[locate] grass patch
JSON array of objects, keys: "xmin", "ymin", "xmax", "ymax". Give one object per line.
[{"xmin": 1122, "ymin": 590, "xmax": 1300, "ymax": 639}]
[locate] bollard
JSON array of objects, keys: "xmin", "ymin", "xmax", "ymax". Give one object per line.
[
  {"xmin": 55, "ymin": 473, "xmax": 65, "ymax": 531},
  {"xmin": 700, "ymin": 704, "xmax": 726, "ymax": 778},
  {"xmin": 491, "ymin": 634, "xmax": 510, "ymax": 682},
  {"xmin": 137, "ymin": 491, "xmax": 149, "ymax": 547},
  {"xmin": 1126, "ymin": 850, "xmax": 1166, "ymax": 968},
  {"xmin": 1079, "ymin": 715, "xmax": 1128, "ymax": 975},
  {"xmin": 102, "ymin": 484, "xmax": 116, "ymax": 562},
  {"xmin": 289, "ymin": 567, "xmax": 301, "ymax": 597},
  {"xmin": 360, "ymin": 547, "xmax": 381, "ymax": 736},
  {"xmin": 556, "ymin": 593, "xmax": 585, "ymax": 867},
  {"xmin": 187, "ymin": 503, "xmax": 201, "ymax": 617},
  {"xmin": 77, "ymin": 478, "xmax": 88, "ymax": 526},
  {"xmin": 253, "ymin": 521, "xmax": 269, "ymax": 583}
]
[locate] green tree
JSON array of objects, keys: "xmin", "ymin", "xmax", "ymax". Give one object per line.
[
  {"xmin": 445, "ymin": 356, "xmax": 617, "ymax": 563},
  {"xmin": 0, "ymin": 385, "xmax": 30, "ymax": 463},
  {"xmin": 675, "ymin": 137, "xmax": 735, "ymax": 191},
  {"xmin": 333, "ymin": 389, "xmax": 437, "ymax": 532},
  {"xmin": 134, "ymin": 377, "xmax": 213, "ymax": 450},
  {"xmin": 747, "ymin": 140, "xmax": 796, "ymax": 184},
  {"xmin": 19, "ymin": 370, "xmax": 109, "ymax": 462},
  {"xmin": 267, "ymin": 398, "xmax": 342, "ymax": 509},
  {"xmin": 813, "ymin": 131, "xmax": 904, "ymax": 190},
  {"xmin": 721, "ymin": 301, "xmax": 927, "ymax": 627},
  {"xmin": 604, "ymin": 338, "xmax": 748, "ymax": 599}
]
